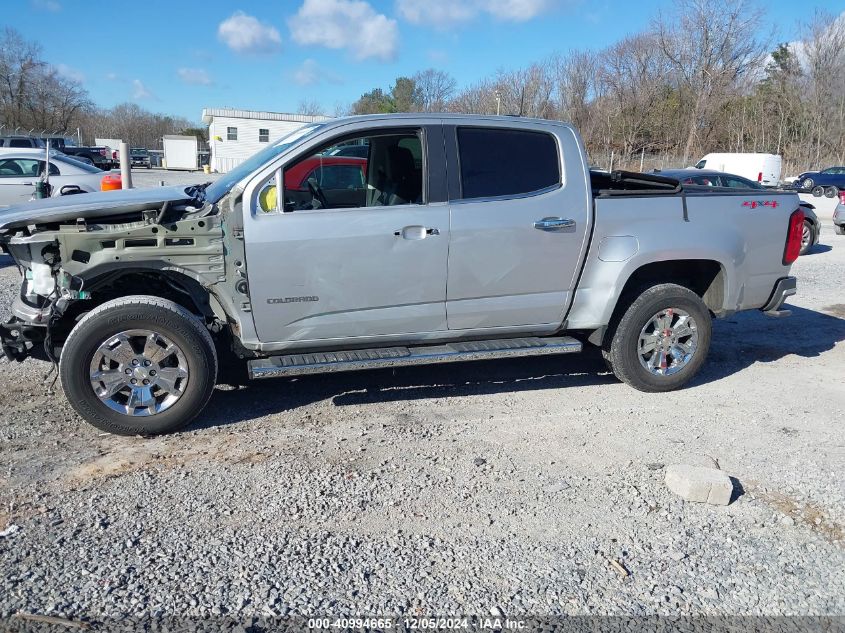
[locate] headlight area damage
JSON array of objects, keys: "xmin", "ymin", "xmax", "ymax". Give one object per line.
[{"xmin": 0, "ymin": 185, "xmax": 228, "ymax": 362}]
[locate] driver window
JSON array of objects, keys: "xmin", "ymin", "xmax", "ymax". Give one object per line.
[{"xmin": 258, "ymin": 130, "xmax": 424, "ymax": 212}]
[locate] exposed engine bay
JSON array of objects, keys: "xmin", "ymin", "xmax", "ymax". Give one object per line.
[{"xmin": 0, "ymin": 184, "xmax": 244, "ymax": 362}]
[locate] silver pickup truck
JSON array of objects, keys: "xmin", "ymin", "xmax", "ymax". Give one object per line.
[{"xmin": 0, "ymin": 114, "xmax": 804, "ymax": 436}]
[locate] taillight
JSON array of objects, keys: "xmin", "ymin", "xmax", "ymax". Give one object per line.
[
  {"xmin": 757, "ymin": 172, "xmax": 763, "ymax": 182},
  {"xmin": 839, "ymin": 191, "xmax": 845, "ymax": 205},
  {"xmin": 783, "ymin": 208, "xmax": 804, "ymax": 265}
]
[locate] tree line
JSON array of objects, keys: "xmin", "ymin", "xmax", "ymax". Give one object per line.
[
  {"xmin": 350, "ymin": 1, "xmax": 845, "ymax": 175},
  {"xmin": 0, "ymin": 27, "xmax": 197, "ymax": 149}
]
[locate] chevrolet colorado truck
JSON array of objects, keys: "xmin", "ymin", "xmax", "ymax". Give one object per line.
[{"xmin": 0, "ymin": 115, "xmax": 803, "ymax": 436}]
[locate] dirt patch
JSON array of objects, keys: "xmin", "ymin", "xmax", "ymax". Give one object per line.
[
  {"xmin": 63, "ymin": 435, "xmax": 273, "ymax": 487},
  {"xmin": 746, "ymin": 482, "xmax": 844, "ymax": 546},
  {"xmin": 822, "ymin": 304, "xmax": 845, "ymax": 318}
]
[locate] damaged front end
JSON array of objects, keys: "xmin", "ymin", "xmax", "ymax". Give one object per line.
[{"xmin": 0, "ymin": 184, "xmax": 229, "ymax": 362}]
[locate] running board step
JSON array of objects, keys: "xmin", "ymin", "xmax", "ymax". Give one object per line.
[{"xmin": 248, "ymin": 336, "xmax": 582, "ymax": 379}]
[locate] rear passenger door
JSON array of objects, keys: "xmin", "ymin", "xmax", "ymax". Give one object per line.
[{"xmin": 445, "ymin": 124, "xmax": 591, "ymax": 330}]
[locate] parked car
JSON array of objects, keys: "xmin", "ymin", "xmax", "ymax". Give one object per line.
[
  {"xmin": 61, "ymin": 145, "xmax": 114, "ymax": 170},
  {"xmin": 327, "ymin": 144, "xmax": 369, "ymax": 159},
  {"xmin": 130, "ymin": 148, "xmax": 152, "ymax": 169},
  {"xmin": 40, "ymin": 137, "xmax": 67, "ymax": 151},
  {"xmin": 269, "ymin": 155, "xmax": 367, "ymax": 210},
  {"xmin": 792, "ymin": 166, "xmax": 845, "ymax": 198},
  {"xmin": 0, "ymin": 114, "xmax": 804, "ymax": 436},
  {"xmin": 0, "ymin": 151, "xmax": 117, "ymax": 206},
  {"xmin": 656, "ymin": 168, "xmax": 820, "ymax": 254},
  {"xmin": 694, "ymin": 152, "xmax": 782, "ymax": 187},
  {"xmin": 834, "ymin": 191, "xmax": 845, "ymax": 235},
  {"xmin": 0, "ymin": 136, "xmax": 46, "ymax": 149}
]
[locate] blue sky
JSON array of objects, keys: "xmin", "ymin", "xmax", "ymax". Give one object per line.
[{"xmin": 6, "ymin": 0, "xmax": 844, "ymax": 123}]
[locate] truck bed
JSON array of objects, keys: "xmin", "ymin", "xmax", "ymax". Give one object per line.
[{"xmin": 590, "ymin": 170, "xmax": 681, "ymax": 197}]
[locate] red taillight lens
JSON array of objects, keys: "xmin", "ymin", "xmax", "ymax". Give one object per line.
[
  {"xmin": 839, "ymin": 191, "xmax": 845, "ymax": 205},
  {"xmin": 757, "ymin": 172, "xmax": 763, "ymax": 182},
  {"xmin": 783, "ymin": 208, "xmax": 804, "ymax": 265}
]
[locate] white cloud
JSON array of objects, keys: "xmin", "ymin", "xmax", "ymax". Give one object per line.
[
  {"xmin": 396, "ymin": 0, "xmax": 553, "ymax": 27},
  {"xmin": 132, "ymin": 79, "xmax": 154, "ymax": 100},
  {"xmin": 485, "ymin": 0, "xmax": 552, "ymax": 21},
  {"xmin": 396, "ymin": 0, "xmax": 474, "ymax": 25},
  {"xmin": 292, "ymin": 58, "xmax": 343, "ymax": 86},
  {"xmin": 177, "ymin": 67, "xmax": 213, "ymax": 85},
  {"xmin": 54, "ymin": 63, "xmax": 84, "ymax": 83},
  {"xmin": 31, "ymin": 0, "xmax": 61, "ymax": 11},
  {"xmin": 218, "ymin": 11, "xmax": 282, "ymax": 54},
  {"xmin": 289, "ymin": 0, "xmax": 398, "ymax": 62},
  {"xmin": 105, "ymin": 72, "xmax": 119, "ymax": 81}
]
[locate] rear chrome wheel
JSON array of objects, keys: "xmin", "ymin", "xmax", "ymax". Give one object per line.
[
  {"xmin": 604, "ymin": 283, "xmax": 712, "ymax": 392},
  {"xmin": 89, "ymin": 329, "xmax": 189, "ymax": 417},
  {"xmin": 637, "ymin": 308, "xmax": 699, "ymax": 377}
]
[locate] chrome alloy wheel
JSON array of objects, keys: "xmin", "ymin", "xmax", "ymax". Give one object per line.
[
  {"xmin": 89, "ymin": 329, "xmax": 189, "ymax": 416},
  {"xmin": 637, "ymin": 308, "xmax": 699, "ymax": 376}
]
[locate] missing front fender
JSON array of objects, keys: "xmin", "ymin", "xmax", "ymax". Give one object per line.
[{"xmin": 0, "ymin": 319, "xmax": 47, "ymax": 362}]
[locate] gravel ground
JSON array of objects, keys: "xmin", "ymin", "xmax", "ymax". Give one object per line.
[{"xmin": 0, "ymin": 179, "xmax": 843, "ymax": 629}]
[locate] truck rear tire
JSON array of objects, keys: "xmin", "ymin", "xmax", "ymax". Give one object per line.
[
  {"xmin": 59, "ymin": 296, "xmax": 217, "ymax": 436},
  {"xmin": 799, "ymin": 219, "xmax": 815, "ymax": 255},
  {"xmin": 603, "ymin": 284, "xmax": 712, "ymax": 392}
]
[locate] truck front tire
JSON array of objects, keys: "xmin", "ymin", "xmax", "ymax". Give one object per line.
[
  {"xmin": 603, "ymin": 284, "xmax": 712, "ymax": 392},
  {"xmin": 59, "ymin": 296, "xmax": 217, "ymax": 436}
]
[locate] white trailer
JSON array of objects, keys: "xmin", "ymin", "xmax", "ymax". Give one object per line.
[
  {"xmin": 162, "ymin": 135, "xmax": 198, "ymax": 171},
  {"xmin": 694, "ymin": 153, "xmax": 783, "ymax": 187}
]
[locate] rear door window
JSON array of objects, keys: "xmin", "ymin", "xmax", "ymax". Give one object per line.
[{"xmin": 456, "ymin": 127, "xmax": 559, "ymax": 200}]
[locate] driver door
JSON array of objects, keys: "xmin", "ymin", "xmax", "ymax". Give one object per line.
[{"xmin": 245, "ymin": 125, "xmax": 450, "ymax": 345}]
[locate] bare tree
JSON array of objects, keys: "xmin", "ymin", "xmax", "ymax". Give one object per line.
[
  {"xmin": 799, "ymin": 11, "xmax": 845, "ymax": 166},
  {"xmin": 296, "ymin": 99, "xmax": 325, "ymax": 117},
  {"xmin": 653, "ymin": 0, "xmax": 767, "ymax": 163},
  {"xmin": 412, "ymin": 69, "xmax": 457, "ymax": 112}
]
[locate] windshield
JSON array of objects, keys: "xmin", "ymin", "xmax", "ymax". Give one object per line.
[{"xmin": 205, "ymin": 123, "xmax": 326, "ymax": 203}]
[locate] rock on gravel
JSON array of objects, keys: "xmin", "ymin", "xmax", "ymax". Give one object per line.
[{"xmin": 665, "ymin": 464, "xmax": 734, "ymax": 506}]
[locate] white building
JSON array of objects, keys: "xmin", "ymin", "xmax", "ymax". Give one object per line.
[{"xmin": 202, "ymin": 108, "xmax": 330, "ymax": 173}]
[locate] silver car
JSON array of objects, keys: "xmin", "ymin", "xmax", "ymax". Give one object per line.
[{"xmin": 0, "ymin": 150, "xmax": 108, "ymax": 207}]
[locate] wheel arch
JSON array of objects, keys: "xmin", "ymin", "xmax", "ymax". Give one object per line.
[
  {"xmin": 57, "ymin": 267, "xmax": 229, "ymax": 337},
  {"xmin": 576, "ymin": 257, "xmax": 726, "ymax": 347}
]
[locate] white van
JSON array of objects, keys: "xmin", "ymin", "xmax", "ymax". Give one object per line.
[{"xmin": 695, "ymin": 153, "xmax": 782, "ymax": 187}]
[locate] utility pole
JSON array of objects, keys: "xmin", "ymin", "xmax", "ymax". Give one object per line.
[
  {"xmin": 495, "ymin": 90, "xmax": 501, "ymax": 116},
  {"xmin": 119, "ymin": 141, "xmax": 132, "ymax": 189}
]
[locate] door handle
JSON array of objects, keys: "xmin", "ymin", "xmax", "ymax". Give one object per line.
[
  {"xmin": 533, "ymin": 217, "xmax": 575, "ymax": 231},
  {"xmin": 394, "ymin": 225, "xmax": 440, "ymax": 240}
]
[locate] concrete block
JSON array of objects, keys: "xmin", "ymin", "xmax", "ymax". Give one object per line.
[{"xmin": 665, "ymin": 464, "xmax": 733, "ymax": 506}]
